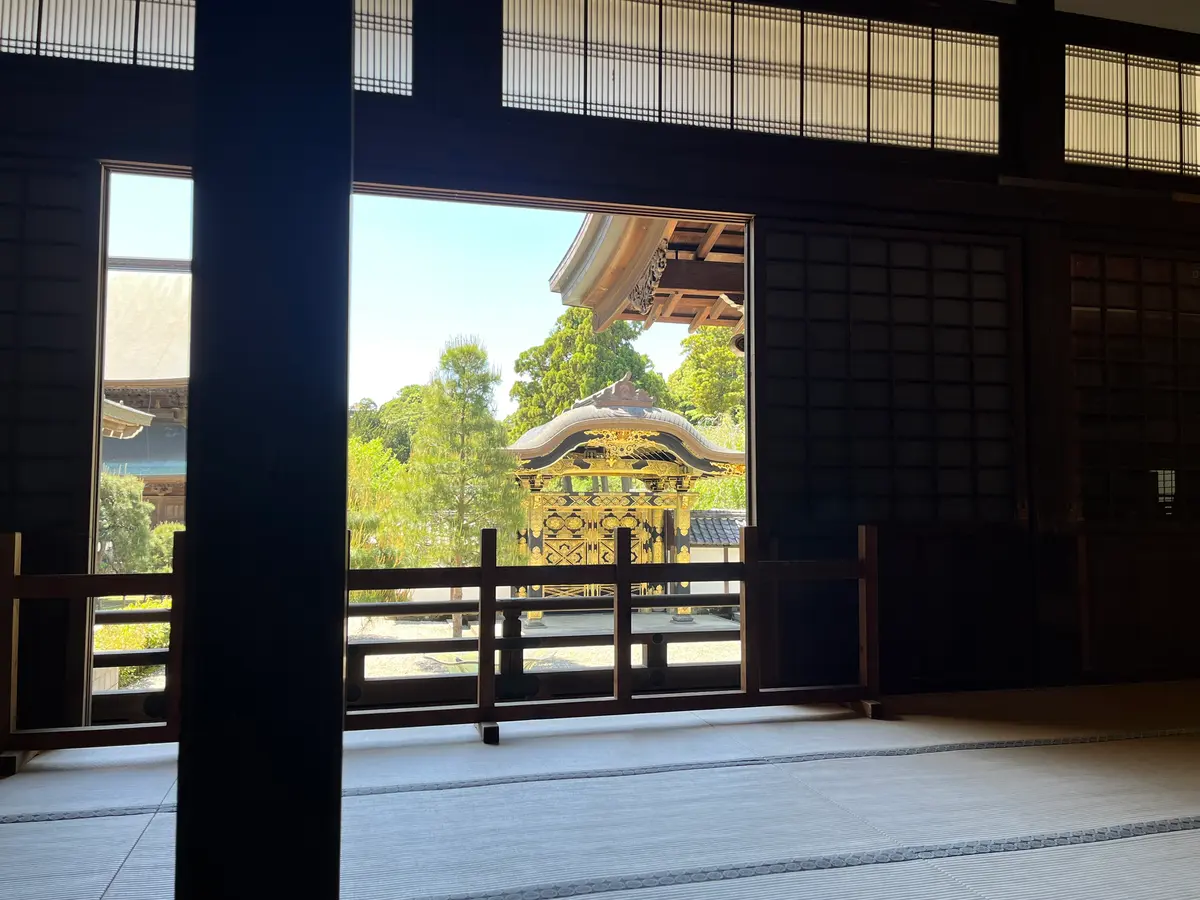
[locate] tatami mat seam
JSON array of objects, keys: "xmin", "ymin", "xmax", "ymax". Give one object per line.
[
  {"xmin": 4, "ymin": 727, "xmax": 1198, "ymax": 825},
  {"xmin": 395, "ymin": 815, "xmax": 1200, "ymax": 900},
  {"xmin": 98, "ymin": 809, "xmax": 158, "ymax": 900}
]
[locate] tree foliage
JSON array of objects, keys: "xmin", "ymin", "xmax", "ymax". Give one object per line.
[
  {"xmin": 348, "ymin": 384, "xmax": 425, "ymax": 463},
  {"xmin": 96, "ymin": 472, "xmax": 155, "ymax": 574},
  {"xmin": 507, "ymin": 308, "xmax": 673, "ymax": 437},
  {"xmin": 407, "ymin": 338, "xmax": 524, "ymax": 569},
  {"xmin": 690, "ymin": 412, "xmax": 747, "ymax": 511},
  {"xmin": 667, "ymin": 326, "xmax": 745, "ymax": 423},
  {"xmin": 149, "ymin": 521, "xmax": 185, "ymax": 573},
  {"xmin": 347, "ymin": 436, "xmax": 417, "ymax": 602}
]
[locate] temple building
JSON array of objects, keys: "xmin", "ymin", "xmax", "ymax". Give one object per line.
[
  {"xmin": 507, "ymin": 375, "xmax": 745, "ymax": 608},
  {"xmin": 99, "ymin": 258, "xmax": 191, "ymax": 525}
]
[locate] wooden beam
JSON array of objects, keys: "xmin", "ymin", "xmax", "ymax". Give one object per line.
[
  {"xmin": 662, "ymin": 219, "xmax": 679, "ymax": 243},
  {"xmin": 664, "ymin": 291, "xmax": 684, "ymax": 320},
  {"xmin": 667, "ymin": 250, "xmax": 744, "ymax": 264},
  {"xmin": 696, "ymin": 222, "xmax": 726, "ymax": 260},
  {"xmin": 659, "ymin": 260, "xmax": 744, "ymax": 294},
  {"xmin": 689, "ymin": 301, "xmax": 714, "ymax": 333},
  {"xmin": 642, "ymin": 294, "xmax": 668, "ymax": 330}
]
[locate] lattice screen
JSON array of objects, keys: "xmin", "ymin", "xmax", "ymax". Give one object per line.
[
  {"xmin": 355, "ymin": 0, "xmax": 412, "ymax": 95},
  {"xmin": 759, "ymin": 225, "xmax": 1016, "ymax": 524},
  {"xmin": 1066, "ymin": 45, "xmax": 1200, "ymax": 175},
  {"xmin": 502, "ymin": 0, "xmax": 1000, "ymax": 155},
  {"xmin": 1071, "ymin": 251, "xmax": 1200, "ymax": 520},
  {"xmin": 0, "ymin": 0, "xmax": 194, "ymax": 68},
  {"xmin": 0, "ymin": 0, "xmax": 413, "ymax": 93}
]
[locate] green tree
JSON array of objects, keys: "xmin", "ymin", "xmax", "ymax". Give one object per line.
[
  {"xmin": 690, "ymin": 412, "xmax": 747, "ymax": 511},
  {"xmin": 406, "ymin": 338, "xmax": 524, "ymax": 633},
  {"xmin": 507, "ymin": 308, "xmax": 673, "ymax": 437},
  {"xmin": 96, "ymin": 472, "xmax": 154, "ymax": 574},
  {"xmin": 149, "ymin": 521, "xmax": 185, "ymax": 573},
  {"xmin": 348, "ymin": 436, "xmax": 414, "ymax": 602},
  {"xmin": 667, "ymin": 326, "xmax": 745, "ymax": 423},
  {"xmin": 349, "ymin": 384, "xmax": 425, "ymax": 462}
]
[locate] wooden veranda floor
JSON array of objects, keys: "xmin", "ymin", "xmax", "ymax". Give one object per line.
[{"xmin": 3, "ymin": 682, "xmax": 1200, "ymax": 899}]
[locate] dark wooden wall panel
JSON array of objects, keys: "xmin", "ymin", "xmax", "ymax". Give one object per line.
[
  {"xmin": 0, "ymin": 156, "xmax": 102, "ymax": 727},
  {"xmin": 753, "ymin": 217, "xmax": 1033, "ymax": 690},
  {"xmin": 878, "ymin": 525, "xmax": 1036, "ymax": 694},
  {"xmin": 1082, "ymin": 530, "xmax": 1200, "ymax": 681}
]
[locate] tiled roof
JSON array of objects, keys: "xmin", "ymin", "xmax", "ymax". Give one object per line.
[
  {"xmin": 689, "ymin": 509, "xmax": 746, "ymax": 547},
  {"xmin": 104, "ymin": 269, "xmax": 191, "ymax": 382}
]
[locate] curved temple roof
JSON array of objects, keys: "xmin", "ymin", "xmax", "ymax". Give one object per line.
[
  {"xmin": 550, "ymin": 214, "xmax": 746, "ymax": 342},
  {"xmin": 508, "ymin": 376, "xmax": 743, "ymax": 475}
]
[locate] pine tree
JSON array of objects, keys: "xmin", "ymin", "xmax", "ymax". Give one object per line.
[{"xmin": 405, "ymin": 338, "xmax": 524, "ymax": 633}]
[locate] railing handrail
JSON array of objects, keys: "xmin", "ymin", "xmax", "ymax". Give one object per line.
[{"xmin": 1, "ymin": 525, "xmax": 879, "ymax": 753}]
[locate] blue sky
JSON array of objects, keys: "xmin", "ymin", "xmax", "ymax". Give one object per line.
[{"xmin": 107, "ymin": 173, "xmax": 688, "ymax": 416}]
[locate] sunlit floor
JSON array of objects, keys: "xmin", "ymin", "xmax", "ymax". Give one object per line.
[{"xmin": 3, "ymin": 683, "xmax": 1200, "ymax": 899}]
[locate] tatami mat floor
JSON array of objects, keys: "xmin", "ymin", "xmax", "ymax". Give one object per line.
[{"xmin": 3, "ymin": 682, "xmax": 1200, "ymax": 899}]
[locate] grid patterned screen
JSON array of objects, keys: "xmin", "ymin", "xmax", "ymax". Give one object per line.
[
  {"xmin": 0, "ymin": 0, "xmax": 413, "ymax": 93},
  {"xmin": 502, "ymin": 0, "xmax": 1000, "ymax": 155},
  {"xmin": 1071, "ymin": 251, "xmax": 1200, "ymax": 521},
  {"xmin": 0, "ymin": 0, "xmax": 195, "ymax": 69},
  {"xmin": 761, "ymin": 226, "xmax": 1016, "ymax": 524},
  {"xmin": 1066, "ymin": 45, "xmax": 1200, "ymax": 175},
  {"xmin": 355, "ymin": 0, "xmax": 412, "ymax": 95}
]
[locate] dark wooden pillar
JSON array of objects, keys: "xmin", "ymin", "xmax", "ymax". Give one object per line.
[
  {"xmin": 177, "ymin": 2, "xmax": 353, "ymax": 897},
  {"xmin": 1001, "ymin": 0, "xmax": 1064, "ymax": 180}
]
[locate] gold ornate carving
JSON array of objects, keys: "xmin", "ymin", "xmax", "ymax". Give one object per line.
[
  {"xmin": 530, "ymin": 494, "xmax": 544, "ymax": 538},
  {"xmin": 530, "ymin": 545, "xmax": 543, "ymax": 565},
  {"xmin": 676, "ymin": 545, "xmax": 690, "ymax": 565},
  {"xmin": 653, "ymin": 536, "xmax": 664, "ymax": 563},
  {"xmin": 584, "ymin": 429, "xmax": 665, "ymax": 462}
]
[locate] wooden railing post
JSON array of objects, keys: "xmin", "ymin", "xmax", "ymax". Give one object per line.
[
  {"xmin": 614, "ymin": 527, "xmax": 633, "ymax": 703},
  {"xmin": 1, "ymin": 534, "xmax": 20, "ymax": 750},
  {"xmin": 476, "ymin": 529, "xmax": 498, "ymax": 744},
  {"xmin": 857, "ymin": 525, "xmax": 880, "ymax": 699},
  {"xmin": 739, "ymin": 526, "xmax": 760, "ymax": 697},
  {"xmin": 1077, "ymin": 532, "xmax": 1092, "ymax": 675},
  {"xmin": 165, "ymin": 530, "xmax": 187, "ymax": 740}
]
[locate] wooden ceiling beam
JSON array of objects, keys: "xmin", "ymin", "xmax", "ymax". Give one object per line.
[
  {"xmin": 666, "ymin": 249, "xmax": 744, "ymax": 264},
  {"xmin": 664, "ymin": 291, "xmax": 684, "ymax": 320},
  {"xmin": 642, "ymin": 294, "xmax": 666, "ymax": 331},
  {"xmin": 689, "ymin": 300, "xmax": 715, "ymax": 334},
  {"xmin": 695, "ymin": 222, "xmax": 726, "ymax": 260},
  {"xmin": 659, "ymin": 260, "xmax": 744, "ymax": 294}
]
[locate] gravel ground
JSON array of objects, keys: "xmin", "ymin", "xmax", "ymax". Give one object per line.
[{"xmin": 111, "ymin": 610, "xmax": 741, "ymax": 690}]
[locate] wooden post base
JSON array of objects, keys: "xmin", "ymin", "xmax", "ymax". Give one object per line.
[
  {"xmin": 0, "ymin": 749, "xmax": 39, "ymax": 778},
  {"xmin": 476, "ymin": 721, "xmax": 500, "ymax": 745},
  {"xmin": 845, "ymin": 699, "xmax": 887, "ymax": 720}
]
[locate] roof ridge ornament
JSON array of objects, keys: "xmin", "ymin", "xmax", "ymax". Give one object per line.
[{"xmin": 573, "ymin": 373, "xmax": 656, "ymax": 409}]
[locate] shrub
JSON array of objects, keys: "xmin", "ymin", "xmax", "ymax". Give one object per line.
[{"xmin": 93, "ymin": 596, "xmax": 171, "ymax": 689}]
